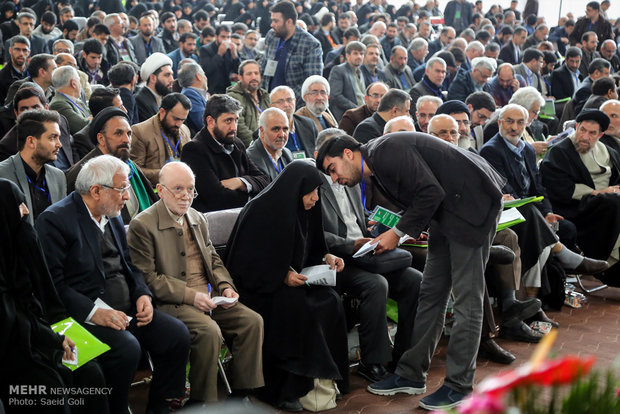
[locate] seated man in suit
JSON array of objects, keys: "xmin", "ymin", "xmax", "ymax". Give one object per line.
[
  {"xmin": 541, "ymin": 109, "xmax": 620, "ymax": 284},
  {"xmin": 127, "ymin": 161, "xmax": 264, "ymax": 403},
  {"xmin": 315, "ymin": 127, "xmax": 422, "ymax": 381},
  {"xmin": 384, "ymin": 46, "xmax": 416, "ymax": 92},
  {"xmin": 131, "ymin": 92, "xmax": 192, "ymax": 185},
  {"xmin": 108, "ymin": 62, "xmax": 139, "ymax": 125},
  {"xmin": 339, "ymin": 81, "xmax": 389, "ymax": 136},
  {"xmin": 498, "ymin": 26, "xmax": 527, "ymax": 65},
  {"xmin": 49, "ymin": 66, "xmax": 91, "ymax": 135},
  {"xmin": 0, "ymin": 85, "xmax": 75, "ymax": 170},
  {"xmin": 167, "ymin": 32, "xmax": 198, "ymax": 76},
  {"xmin": 246, "ymin": 107, "xmax": 293, "ymax": 180},
  {"xmin": 0, "ymin": 35, "xmax": 30, "ymax": 104},
  {"xmin": 353, "ymin": 88, "xmax": 411, "ymax": 143},
  {"xmin": 35, "ymin": 155, "xmax": 191, "ymax": 414},
  {"xmin": 328, "ymin": 41, "xmax": 367, "ymax": 121},
  {"xmin": 179, "ymin": 62, "xmax": 208, "ymax": 135},
  {"xmin": 181, "ymin": 94, "xmax": 269, "ymax": 212},
  {"xmin": 135, "ymin": 53, "xmax": 174, "ymax": 123},
  {"xmin": 600, "ymin": 99, "xmax": 620, "ymax": 153},
  {"xmin": 550, "ymin": 47, "xmax": 582, "ymax": 100},
  {"xmin": 268, "ymin": 85, "xmax": 318, "ymax": 159},
  {"xmin": 129, "ymin": 15, "xmax": 166, "ymax": 65},
  {"xmin": 574, "ymin": 58, "xmax": 611, "ymax": 115},
  {"xmin": 199, "ymin": 25, "xmax": 240, "ymax": 95},
  {"xmin": 0, "ymin": 109, "xmax": 65, "ymax": 225},
  {"xmin": 296, "ymin": 75, "xmax": 338, "ymax": 132},
  {"xmin": 66, "ymin": 107, "xmax": 158, "ymax": 224}
]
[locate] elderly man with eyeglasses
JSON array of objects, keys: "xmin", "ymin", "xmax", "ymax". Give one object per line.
[
  {"xmin": 66, "ymin": 107, "xmax": 158, "ymax": 224},
  {"xmin": 127, "ymin": 160, "xmax": 264, "ymax": 404}
]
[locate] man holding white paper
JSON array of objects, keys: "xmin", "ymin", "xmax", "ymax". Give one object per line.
[
  {"xmin": 317, "ymin": 133, "xmax": 505, "ymax": 411},
  {"xmin": 127, "ymin": 161, "xmax": 264, "ymax": 404}
]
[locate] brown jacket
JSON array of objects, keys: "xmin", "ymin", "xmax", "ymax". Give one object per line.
[
  {"xmin": 295, "ymin": 106, "xmax": 337, "ymax": 132},
  {"xmin": 130, "ymin": 114, "xmax": 192, "ymax": 184},
  {"xmin": 127, "ymin": 200, "xmax": 236, "ymax": 307},
  {"xmin": 338, "ymin": 104, "xmax": 373, "ymax": 136}
]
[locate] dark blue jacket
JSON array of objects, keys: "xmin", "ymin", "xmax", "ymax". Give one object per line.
[{"xmin": 35, "ymin": 192, "xmax": 152, "ymax": 322}]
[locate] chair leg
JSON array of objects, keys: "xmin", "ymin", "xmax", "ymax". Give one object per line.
[
  {"xmin": 567, "ymin": 275, "xmax": 608, "ymax": 294},
  {"xmin": 218, "ymin": 358, "xmax": 232, "ymax": 395}
]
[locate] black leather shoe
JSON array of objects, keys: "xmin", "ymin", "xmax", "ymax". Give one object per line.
[
  {"xmin": 357, "ymin": 361, "xmax": 389, "ymax": 382},
  {"xmin": 502, "ymin": 298, "xmax": 541, "ymax": 324},
  {"xmin": 526, "ymin": 309, "xmax": 559, "ymax": 328},
  {"xmin": 488, "ymin": 245, "xmax": 516, "ymax": 265},
  {"xmin": 478, "ymin": 338, "xmax": 516, "ymax": 364},
  {"xmin": 573, "ymin": 257, "xmax": 609, "ymax": 275},
  {"xmin": 500, "ymin": 322, "xmax": 544, "ymax": 343},
  {"xmin": 276, "ymin": 399, "xmax": 303, "ymax": 412}
]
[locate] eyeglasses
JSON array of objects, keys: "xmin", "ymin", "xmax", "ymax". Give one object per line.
[
  {"xmin": 435, "ymin": 130, "xmax": 459, "ymax": 139},
  {"xmin": 367, "ymin": 93, "xmax": 384, "ymax": 99},
  {"xmin": 502, "ymin": 118, "xmax": 526, "ymax": 126},
  {"xmin": 55, "ymin": 48, "xmax": 72, "ymax": 53},
  {"xmin": 273, "ymin": 98, "xmax": 295, "ymax": 105},
  {"xmin": 161, "ymin": 184, "xmax": 198, "ymax": 199},
  {"xmin": 102, "ymin": 184, "xmax": 132, "ymax": 195},
  {"xmin": 307, "ymin": 90, "xmax": 328, "ymax": 97}
]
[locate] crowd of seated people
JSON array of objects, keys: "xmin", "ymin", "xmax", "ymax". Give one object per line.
[{"xmin": 3, "ymin": 0, "xmax": 620, "ymax": 412}]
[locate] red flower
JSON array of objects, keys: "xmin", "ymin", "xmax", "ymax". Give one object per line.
[
  {"xmin": 477, "ymin": 355, "xmax": 596, "ymax": 397},
  {"xmin": 458, "ymin": 393, "xmax": 505, "ymax": 414}
]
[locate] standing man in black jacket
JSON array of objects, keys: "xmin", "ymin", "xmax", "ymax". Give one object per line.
[
  {"xmin": 199, "ymin": 25, "xmax": 240, "ymax": 95},
  {"xmin": 317, "ymin": 133, "xmax": 504, "ymax": 411}
]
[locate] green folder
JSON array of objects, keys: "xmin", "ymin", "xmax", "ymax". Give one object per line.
[
  {"xmin": 496, "ymin": 217, "xmax": 526, "ymax": 231},
  {"xmin": 51, "ymin": 317, "xmax": 111, "ymax": 371},
  {"xmin": 503, "ymin": 195, "xmax": 544, "ymax": 209}
]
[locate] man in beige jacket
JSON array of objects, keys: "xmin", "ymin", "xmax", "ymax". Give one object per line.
[{"xmin": 127, "ymin": 161, "xmax": 264, "ymax": 403}]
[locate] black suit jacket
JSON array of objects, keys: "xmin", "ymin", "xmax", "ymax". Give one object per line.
[
  {"xmin": 361, "ymin": 133, "xmax": 505, "ymax": 245},
  {"xmin": 573, "ymin": 76, "xmax": 593, "ymax": 114},
  {"xmin": 600, "ymin": 134, "xmax": 620, "ymax": 154},
  {"xmin": 134, "ymin": 86, "xmax": 160, "ymax": 124},
  {"xmin": 199, "ymin": 41, "xmax": 240, "ymax": 95},
  {"xmin": 35, "ymin": 192, "xmax": 152, "ymax": 322},
  {"xmin": 180, "ymin": 128, "xmax": 270, "ymax": 212},
  {"xmin": 550, "ymin": 64, "xmax": 581, "ymax": 100},
  {"xmin": 353, "ymin": 112, "xmax": 386, "ymax": 144},
  {"xmin": 0, "ymin": 63, "xmax": 25, "ymax": 104},
  {"xmin": 498, "ymin": 42, "xmax": 521, "ymax": 65},
  {"xmin": 479, "ymin": 133, "xmax": 553, "ymax": 215},
  {"xmin": 119, "ymin": 87, "xmax": 139, "ymax": 125}
]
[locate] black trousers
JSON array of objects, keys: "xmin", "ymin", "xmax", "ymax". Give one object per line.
[
  {"xmin": 336, "ymin": 265, "xmax": 422, "ymax": 365},
  {"xmin": 85, "ymin": 309, "xmax": 190, "ymax": 414}
]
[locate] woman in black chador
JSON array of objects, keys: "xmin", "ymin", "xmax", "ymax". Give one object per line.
[
  {"xmin": 225, "ymin": 161, "xmax": 349, "ymax": 411},
  {"xmin": 0, "ymin": 179, "xmax": 108, "ymax": 414}
]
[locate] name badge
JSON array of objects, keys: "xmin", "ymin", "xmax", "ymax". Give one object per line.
[
  {"xmin": 264, "ymin": 59, "xmax": 278, "ymax": 77},
  {"xmin": 292, "ymin": 151, "xmax": 306, "ymax": 160}
]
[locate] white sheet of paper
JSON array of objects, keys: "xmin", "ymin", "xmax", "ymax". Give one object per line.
[
  {"xmin": 62, "ymin": 347, "xmax": 78, "ymax": 365},
  {"xmin": 94, "ymin": 298, "xmax": 133, "ymax": 323},
  {"xmin": 352, "ymin": 240, "xmax": 379, "ymax": 258},
  {"xmin": 299, "ymin": 264, "xmax": 337, "ymax": 286},
  {"xmin": 499, "ymin": 207, "xmax": 525, "ymax": 225},
  {"xmin": 212, "ymin": 296, "xmax": 238, "ymax": 305}
]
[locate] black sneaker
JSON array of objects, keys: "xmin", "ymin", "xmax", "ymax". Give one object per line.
[
  {"xmin": 367, "ymin": 374, "xmax": 426, "ymax": 396},
  {"xmin": 419, "ymin": 385, "xmax": 467, "ymax": 411}
]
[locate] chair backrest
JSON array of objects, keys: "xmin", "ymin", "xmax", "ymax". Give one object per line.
[{"xmin": 204, "ymin": 208, "xmax": 242, "ymax": 249}]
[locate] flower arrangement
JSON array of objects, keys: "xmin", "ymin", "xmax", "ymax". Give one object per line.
[{"xmin": 435, "ymin": 330, "xmax": 620, "ymax": 414}]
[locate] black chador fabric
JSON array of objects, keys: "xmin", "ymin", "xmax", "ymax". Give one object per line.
[
  {"xmin": 225, "ymin": 161, "xmax": 349, "ymax": 403},
  {"xmin": 0, "ymin": 179, "xmax": 108, "ymax": 414},
  {"xmin": 511, "ymin": 203, "xmax": 558, "ymax": 272}
]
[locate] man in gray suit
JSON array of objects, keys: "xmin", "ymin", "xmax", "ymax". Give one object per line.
[
  {"xmin": 513, "ymin": 48, "xmax": 548, "ymax": 97},
  {"xmin": 317, "ymin": 133, "xmax": 504, "ymax": 411},
  {"xmin": 315, "ymin": 128, "xmax": 422, "ymax": 383},
  {"xmin": 246, "ymin": 108, "xmax": 293, "ymax": 180},
  {"xmin": 129, "ymin": 15, "xmax": 166, "ymax": 65},
  {"xmin": 328, "ymin": 41, "xmax": 367, "ymax": 121},
  {"xmin": 0, "ymin": 110, "xmax": 66, "ymax": 225}
]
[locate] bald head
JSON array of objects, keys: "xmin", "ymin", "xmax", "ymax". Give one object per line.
[
  {"xmin": 157, "ymin": 161, "xmax": 196, "ymax": 216},
  {"xmin": 428, "ymin": 114, "xmax": 459, "ymax": 145},
  {"xmin": 601, "ymin": 99, "xmax": 620, "ymax": 136},
  {"xmin": 384, "ymin": 115, "xmax": 415, "ymax": 134},
  {"xmin": 159, "ymin": 161, "xmax": 194, "ymax": 186}
]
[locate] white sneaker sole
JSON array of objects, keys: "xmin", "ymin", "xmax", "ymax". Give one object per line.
[
  {"xmin": 419, "ymin": 399, "xmax": 463, "ymax": 411},
  {"xmin": 366, "ymin": 385, "xmax": 426, "ymax": 396}
]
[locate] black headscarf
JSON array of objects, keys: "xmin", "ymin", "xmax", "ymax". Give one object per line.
[
  {"xmin": 225, "ymin": 161, "xmax": 326, "ymax": 294},
  {"xmin": 0, "ymin": 179, "xmax": 66, "ymax": 356}
]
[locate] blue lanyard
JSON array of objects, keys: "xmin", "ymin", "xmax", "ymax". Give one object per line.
[
  {"xmin": 422, "ymin": 79, "xmax": 442, "ymax": 97},
  {"xmin": 161, "ymin": 131, "xmax": 181, "ymax": 158},
  {"xmin": 276, "ymin": 38, "xmax": 286, "ymax": 54},
  {"xmin": 244, "ymin": 46, "xmax": 254, "ymax": 58},
  {"xmin": 126, "ymin": 160, "xmax": 136, "ymax": 180},
  {"xmin": 359, "ymin": 154, "xmax": 371, "ymax": 214},
  {"xmin": 400, "ymin": 73, "xmax": 408, "ymax": 89},
  {"xmin": 269, "ymin": 156, "xmax": 283, "ymax": 174},
  {"xmin": 290, "ymin": 131, "xmax": 300, "ymax": 151},
  {"xmin": 144, "ymin": 37, "xmax": 153, "ymax": 56},
  {"xmin": 26, "ymin": 175, "xmax": 50, "ymax": 202},
  {"xmin": 58, "ymin": 92, "xmax": 87, "ymax": 117},
  {"xmin": 370, "ymin": 74, "xmax": 378, "ymax": 83},
  {"xmin": 90, "ymin": 69, "xmax": 98, "ymax": 83}
]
